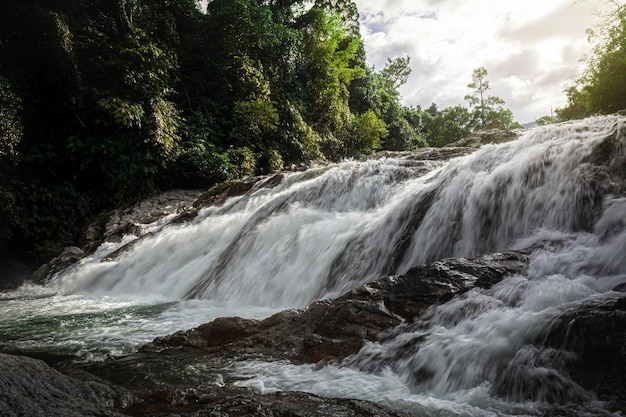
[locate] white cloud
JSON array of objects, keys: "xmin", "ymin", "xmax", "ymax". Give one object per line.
[{"xmin": 353, "ymin": 0, "xmax": 612, "ymax": 123}]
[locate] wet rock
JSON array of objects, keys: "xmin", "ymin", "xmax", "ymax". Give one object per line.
[
  {"xmin": 31, "ymin": 246, "xmax": 85, "ymax": 282},
  {"xmin": 192, "ymin": 390, "xmax": 411, "ymax": 417},
  {"xmin": 144, "ymin": 250, "xmax": 530, "ymax": 364},
  {"xmin": 542, "ymin": 297, "xmax": 626, "ymax": 409},
  {"xmin": 122, "ymin": 386, "xmax": 411, "ymax": 417},
  {"xmin": 0, "ymin": 353, "xmax": 135, "ymax": 417},
  {"xmin": 374, "ymin": 147, "xmax": 475, "ymax": 161}
]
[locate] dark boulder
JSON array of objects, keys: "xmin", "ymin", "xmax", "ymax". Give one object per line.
[
  {"xmin": 542, "ymin": 297, "xmax": 626, "ymax": 409},
  {"xmin": 0, "ymin": 353, "xmax": 135, "ymax": 417},
  {"xmin": 31, "ymin": 246, "xmax": 85, "ymax": 283}
]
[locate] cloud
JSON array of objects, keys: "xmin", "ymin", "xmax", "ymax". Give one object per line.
[{"xmin": 353, "ymin": 0, "xmax": 610, "ymax": 123}]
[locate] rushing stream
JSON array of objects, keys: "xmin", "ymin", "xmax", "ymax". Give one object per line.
[{"xmin": 1, "ymin": 115, "xmax": 625, "ymax": 416}]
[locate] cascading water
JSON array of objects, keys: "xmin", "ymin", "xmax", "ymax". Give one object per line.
[
  {"xmin": 1, "ymin": 115, "xmax": 625, "ymax": 416},
  {"xmin": 48, "ymin": 115, "xmax": 623, "ymax": 306}
]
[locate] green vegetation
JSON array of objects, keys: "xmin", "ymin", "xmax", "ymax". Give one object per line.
[
  {"xmin": 464, "ymin": 67, "xmax": 520, "ymax": 129},
  {"xmin": 557, "ymin": 2, "xmax": 626, "ymax": 119},
  {"xmin": 0, "ymin": 0, "xmax": 522, "ymax": 257}
]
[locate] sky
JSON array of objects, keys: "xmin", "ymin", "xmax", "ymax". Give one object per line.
[{"xmin": 352, "ymin": 0, "xmax": 614, "ymax": 123}]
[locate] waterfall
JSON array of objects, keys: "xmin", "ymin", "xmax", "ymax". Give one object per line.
[
  {"xmin": 50, "ymin": 115, "xmax": 625, "ymax": 311},
  {"xmin": 5, "ymin": 114, "xmax": 624, "ymax": 416}
]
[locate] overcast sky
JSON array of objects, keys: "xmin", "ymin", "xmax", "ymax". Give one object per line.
[{"xmin": 353, "ymin": 0, "xmax": 613, "ymax": 123}]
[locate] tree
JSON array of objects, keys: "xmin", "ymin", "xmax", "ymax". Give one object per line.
[
  {"xmin": 465, "ymin": 67, "xmax": 521, "ymax": 129},
  {"xmin": 353, "ymin": 110, "xmax": 387, "ymax": 155},
  {"xmin": 0, "ymin": 76, "xmax": 22, "ymax": 242},
  {"xmin": 536, "ymin": 115, "xmax": 558, "ymax": 126},
  {"xmin": 557, "ymin": 2, "xmax": 626, "ymax": 119},
  {"xmin": 465, "ymin": 67, "xmax": 505, "ymax": 128},
  {"xmin": 380, "ymin": 56, "xmax": 411, "ymax": 90},
  {"xmin": 417, "ymin": 103, "xmax": 478, "ymax": 147}
]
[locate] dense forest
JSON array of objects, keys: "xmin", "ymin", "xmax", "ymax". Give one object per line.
[{"xmin": 1, "ymin": 0, "xmax": 622, "ymax": 261}]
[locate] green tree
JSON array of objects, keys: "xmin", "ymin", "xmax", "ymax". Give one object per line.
[
  {"xmin": 353, "ymin": 110, "xmax": 387, "ymax": 154},
  {"xmin": 380, "ymin": 56, "xmax": 411, "ymax": 90},
  {"xmin": 348, "ymin": 57, "xmax": 424, "ymax": 151},
  {"xmin": 557, "ymin": 2, "xmax": 626, "ymax": 119},
  {"xmin": 536, "ymin": 115, "xmax": 558, "ymax": 126},
  {"xmin": 465, "ymin": 67, "xmax": 505, "ymax": 128},
  {"xmin": 418, "ymin": 103, "xmax": 478, "ymax": 147},
  {"xmin": 464, "ymin": 67, "xmax": 522, "ymax": 129}
]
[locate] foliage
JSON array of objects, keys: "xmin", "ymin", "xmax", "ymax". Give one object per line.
[
  {"xmin": 0, "ymin": 0, "xmax": 522, "ymax": 256},
  {"xmin": 0, "ymin": 77, "xmax": 22, "ymax": 159},
  {"xmin": 349, "ymin": 58, "xmax": 424, "ymax": 151},
  {"xmin": 417, "ymin": 104, "xmax": 478, "ymax": 147},
  {"xmin": 0, "ymin": 77, "xmax": 22, "ymax": 241},
  {"xmin": 380, "ymin": 56, "xmax": 412, "ymax": 90},
  {"xmin": 348, "ymin": 110, "xmax": 387, "ymax": 156},
  {"xmin": 557, "ymin": 2, "xmax": 626, "ymax": 119},
  {"xmin": 227, "ymin": 147, "xmax": 257, "ymax": 178},
  {"xmin": 535, "ymin": 115, "xmax": 559, "ymax": 126}
]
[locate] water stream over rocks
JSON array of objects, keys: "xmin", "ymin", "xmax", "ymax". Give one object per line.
[{"xmin": 1, "ymin": 115, "xmax": 625, "ymax": 416}]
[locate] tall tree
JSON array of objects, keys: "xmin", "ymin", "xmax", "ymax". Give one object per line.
[
  {"xmin": 464, "ymin": 67, "xmax": 505, "ymax": 128},
  {"xmin": 464, "ymin": 67, "xmax": 521, "ymax": 129}
]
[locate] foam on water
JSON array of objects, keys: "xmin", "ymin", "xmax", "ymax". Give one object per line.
[{"xmin": 231, "ymin": 198, "xmax": 625, "ymax": 416}]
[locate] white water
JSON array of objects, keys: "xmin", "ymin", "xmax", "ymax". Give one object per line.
[{"xmin": 1, "ymin": 115, "xmax": 625, "ymax": 416}]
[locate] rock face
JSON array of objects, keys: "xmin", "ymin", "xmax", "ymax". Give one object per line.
[
  {"xmin": 542, "ymin": 297, "xmax": 626, "ymax": 408},
  {"xmin": 98, "ymin": 189, "xmax": 204, "ymax": 244},
  {"xmin": 143, "ymin": 250, "xmax": 530, "ymax": 364},
  {"xmin": 31, "ymin": 246, "xmax": 85, "ymax": 282},
  {"xmin": 0, "ymin": 353, "xmax": 134, "ymax": 417}
]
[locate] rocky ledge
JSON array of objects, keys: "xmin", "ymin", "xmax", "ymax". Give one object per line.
[{"xmin": 142, "ymin": 250, "xmax": 531, "ymax": 364}]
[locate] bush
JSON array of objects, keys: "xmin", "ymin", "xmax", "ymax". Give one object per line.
[
  {"xmin": 227, "ymin": 146, "xmax": 256, "ymax": 177},
  {"xmin": 169, "ymin": 142, "xmax": 231, "ymax": 188}
]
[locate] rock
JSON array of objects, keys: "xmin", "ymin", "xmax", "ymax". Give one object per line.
[
  {"xmin": 0, "ymin": 353, "xmax": 135, "ymax": 417},
  {"xmin": 119, "ymin": 385, "xmax": 411, "ymax": 417},
  {"xmin": 143, "ymin": 250, "xmax": 530, "ymax": 364},
  {"xmin": 103, "ymin": 189, "xmax": 204, "ymax": 243},
  {"xmin": 31, "ymin": 246, "xmax": 85, "ymax": 282},
  {"xmin": 190, "ymin": 390, "xmax": 412, "ymax": 417},
  {"xmin": 542, "ymin": 297, "xmax": 626, "ymax": 409},
  {"xmin": 445, "ymin": 124, "xmax": 519, "ymax": 148}
]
